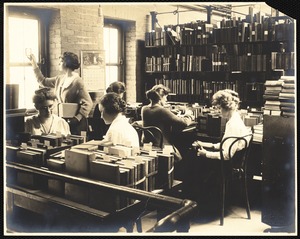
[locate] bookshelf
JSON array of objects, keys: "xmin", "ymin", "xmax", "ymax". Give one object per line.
[{"xmin": 143, "ymin": 13, "xmax": 295, "ymax": 109}]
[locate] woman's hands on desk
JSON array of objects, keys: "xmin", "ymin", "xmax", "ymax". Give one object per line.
[
  {"xmin": 192, "ymin": 140, "xmax": 206, "ymax": 157},
  {"xmin": 178, "ymin": 109, "xmax": 195, "ymax": 121},
  {"xmin": 193, "ymin": 140, "xmax": 214, "ymax": 149},
  {"xmin": 197, "ymin": 147, "xmax": 207, "ymax": 157}
]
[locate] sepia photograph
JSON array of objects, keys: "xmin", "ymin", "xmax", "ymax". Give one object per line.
[{"xmin": 3, "ymin": 1, "xmax": 297, "ymax": 236}]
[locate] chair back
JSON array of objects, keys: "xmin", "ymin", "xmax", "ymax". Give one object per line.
[
  {"xmin": 132, "ymin": 125, "xmax": 164, "ymax": 149},
  {"xmin": 219, "ymin": 133, "xmax": 253, "ymax": 225},
  {"xmin": 219, "ymin": 134, "xmax": 253, "ymax": 178}
]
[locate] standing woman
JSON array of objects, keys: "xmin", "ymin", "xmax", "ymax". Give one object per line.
[{"xmin": 28, "ymin": 52, "xmax": 93, "ymax": 135}]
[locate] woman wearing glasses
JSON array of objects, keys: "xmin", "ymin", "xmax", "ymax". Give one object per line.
[
  {"xmin": 28, "ymin": 52, "xmax": 93, "ymax": 135},
  {"xmin": 25, "ymin": 88, "xmax": 70, "ymax": 136}
]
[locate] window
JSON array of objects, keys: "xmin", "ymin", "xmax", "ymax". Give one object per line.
[
  {"xmin": 103, "ymin": 23, "xmax": 124, "ymax": 89},
  {"xmin": 6, "ymin": 14, "xmax": 40, "ymax": 109}
]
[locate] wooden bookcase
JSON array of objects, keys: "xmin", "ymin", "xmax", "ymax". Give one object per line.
[{"xmin": 143, "ymin": 15, "xmax": 295, "ymax": 109}]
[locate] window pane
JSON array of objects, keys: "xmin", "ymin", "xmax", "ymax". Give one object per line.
[
  {"xmin": 9, "ymin": 17, "xmax": 39, "ymax": 63},
  {"xmin": 8, "ymin": 16, "xmax": 39, "ymax": 109},
  {"xmin": 9, "ymin": 66, "xmax": 38, "ymax": 109},
  {"xmin": 105, "ymin": 66, "xmax": 118, "ymax": 88},
  {"xmin": 104, "ymin": 27, "xmax": 118, "ymax": 63}
]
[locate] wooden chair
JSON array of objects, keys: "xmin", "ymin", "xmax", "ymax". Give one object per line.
[
  {"xmin": 219, "ymin": 133, "xmax": 253, "ymax": 225},
  {"xmin": 131, "ymin": 124, "xmax": 165, "ymax": 232},
  {"xmin": 132, "ymin": 124, "xmax": 164, "ymax": 149}
]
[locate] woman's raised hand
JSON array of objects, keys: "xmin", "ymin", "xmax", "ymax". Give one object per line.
[{"xmin": 27, "ymin": 53, "xmax": 38, "ymax": 68}]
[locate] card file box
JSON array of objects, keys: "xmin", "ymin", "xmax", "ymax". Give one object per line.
[
  {"xmin": 57, "ymin": 103, "xmax": 79, "ymax": 118},
  {"xmin": 65, "ymin": 148, "xmax": 96, "ymax": 177},
  {"xmin": 47, "ymin": 158, "xmax": 66, "ymax": 172}
]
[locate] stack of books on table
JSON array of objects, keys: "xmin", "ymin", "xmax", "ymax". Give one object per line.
[
  {"xmin": 263, "ymin": 78, "xmax": 284, "ymax": 116},
  {"xmin": 253, "ymin": 123, "xmax": 263, "ymax": 143},
  {"xmin": 279, "ymin": 76, "xmax": 295, "ymax": 117}
]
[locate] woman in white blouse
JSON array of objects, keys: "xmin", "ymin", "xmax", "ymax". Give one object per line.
[
  {"xmin": 195, "ymin": 89, "xmax": 251, "ymax": 160},
  {"xmin": 25, "ymin": 88, "xmax": 70, "ymax": 136},
  {"xmin": 97, "ymin": 92, "xmax": 139, "ymax": 148},
  {"xmin": 183, "ymin": 89, "xmax": 251, "ymax": 210}
]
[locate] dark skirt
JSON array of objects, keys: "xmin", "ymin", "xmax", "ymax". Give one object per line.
[{"xmin": 182, "ymin": 149, "xmax": 230, "ymax": 214}]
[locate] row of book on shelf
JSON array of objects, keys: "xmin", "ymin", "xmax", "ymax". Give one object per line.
[
  {"xmin": 6, "ymin": 136, "xmax": 175, "ymax": 213},
  {"xmin": 145, "ymin": 15, "xmax": 294, "ymax": 47},
  {"xmin": 153, "ymin": 77, "xmax": 265, "ymax": 105},
  {"xmin": 145, "ymin": 53, "xmax": 278, "ymax": 72},
  {"xmin": 154, "ymin": 77, "xmax": 237, "ymax": 98}
]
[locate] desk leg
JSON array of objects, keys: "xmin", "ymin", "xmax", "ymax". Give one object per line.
[
  {"xmin": 176, "ymin": 218, "xmax": 190, "ymax": 232},
  {"xmin": 124, "ymin": 221, "xmax": 135, "ymax": 232}
]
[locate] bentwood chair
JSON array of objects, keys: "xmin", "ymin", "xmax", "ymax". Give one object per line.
[
  {"xmin": 219, "ymin": 133, "xmax": 253, "ymax": 225},
  {"xmin": 131, "ymin": 124, "xmax": 164, "ymax": 149}
]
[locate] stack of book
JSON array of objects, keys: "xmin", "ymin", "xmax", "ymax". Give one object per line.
[
  {"xmin": 243, "ymin": 111, "xmax": 263, "ymax": 127},
  {"xmin": 253, "ymin": 123, "xmax": 263, "ymax": 143},
  {"xmin": 263, "ymin": 78, "xmax": 284, "ymax": 116},
  {"xmin": 279, "ymin": 76, "xmax": 295, "ymax": 117}
]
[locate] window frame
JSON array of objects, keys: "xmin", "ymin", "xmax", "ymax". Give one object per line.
[
  {"xmin": 5, "ymin": 6, "xmax": 53, "ymax": 109},
  {"xmin": 6, "ymin": 6, "xmax": 53, "ymax": 81}
]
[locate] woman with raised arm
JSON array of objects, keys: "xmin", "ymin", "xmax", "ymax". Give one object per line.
[{"xmin": 28, "ymin": 52, "xmax": 93, "ymax": 135}]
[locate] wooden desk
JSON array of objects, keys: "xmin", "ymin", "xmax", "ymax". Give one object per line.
[{"xmin": 5, "ymin": 162, "xmax": 195, "ymax": 233}]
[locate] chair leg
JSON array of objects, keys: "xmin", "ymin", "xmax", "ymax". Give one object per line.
[
  {"xmin": 243, "ymin": 175, "xmax": 251, "ymax": 220},
  {"xmin": 136, "ymin": 217, "xmax": 143, "ymax": 232},
  {"xmin": 220, "ymin": 180, "xmax": 226, "ymax": 226}
]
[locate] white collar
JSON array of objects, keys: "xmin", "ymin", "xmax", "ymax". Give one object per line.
[
  {"xmin": 110, "ymin": 114, "xmax": 128, "ymax": 125},
  {"xmin": 62, "ymin": 73, "xmax": 78, "ymax": 89}
]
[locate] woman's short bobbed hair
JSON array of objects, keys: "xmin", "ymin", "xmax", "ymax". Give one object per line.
[
  {"xmin": 33, "ymin": 87, "xmax": 57, "ymax": 105},
  {"xmin": 100, "ymin": 92, "xmax": 126, "ymax": 115},
  {"xmin": 145, "ymin": 89, "xmax": 161, "ymax": 104},
  {"xmin": 211, "ymin": 89, "xmax": 240, "ymax": 111},
  {"xmin": 151, "ymin": 84, "xmax": 171, "ymax": 97},
  {"xmin": 61, "ymin": 52, "xmax": 80, "ymax": 70},
  {"xmin": 106, "ymin": 81, "xmax": 126, "ymax": 95}
]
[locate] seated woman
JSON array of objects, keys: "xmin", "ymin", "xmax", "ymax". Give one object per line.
[
  {"xmin": 195, "ymin": 89, "xmax": 251, "ymax": 159},
  {"xmin": 141, "ymin": 87, "xmax": 194, "ymax": 149},
  {"xmin": 25, "ymin": 88, "xmax": 70, "ymax": 136},
  {"xmin": 183, "ymin": 89, "xmax": 251, "ymax": 211},
  {"xmin": 97, "ymin": 92, "xmax": 139, "ymax": 148},
  {"xmin": 91, "ymin": 81, "xmax": 126, "ymax": 140}
]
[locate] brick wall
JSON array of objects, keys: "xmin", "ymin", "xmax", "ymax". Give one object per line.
[
  {"xmin": 48, "ymin": 5, "xmax": 103, "ymax": 77},
  {"xmin": 47, "ymin": 4, "xmax": 149, "ymax": 103},
  {"xmin": 101, "ymin": 5, "xmax": 150, "ymax": 103}
]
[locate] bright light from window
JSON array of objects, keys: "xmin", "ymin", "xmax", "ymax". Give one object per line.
[
  {"xmin": 9, "ymin": 17, "xmax": 39, "ymax": 63},
  {"xmin": 104, "ymin": 27, "xmax": 118, "ymax": 64},
  {"xmin": 9, "ymin": 67, "xmax": 38, "ymax": 109},
  {"xmin": 105, "ymin": 66, "xmax": 118, "ymax": 88},
  {"xmin": 8, "ymin": 17, "xmax": 39, "ymax": 109}
]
